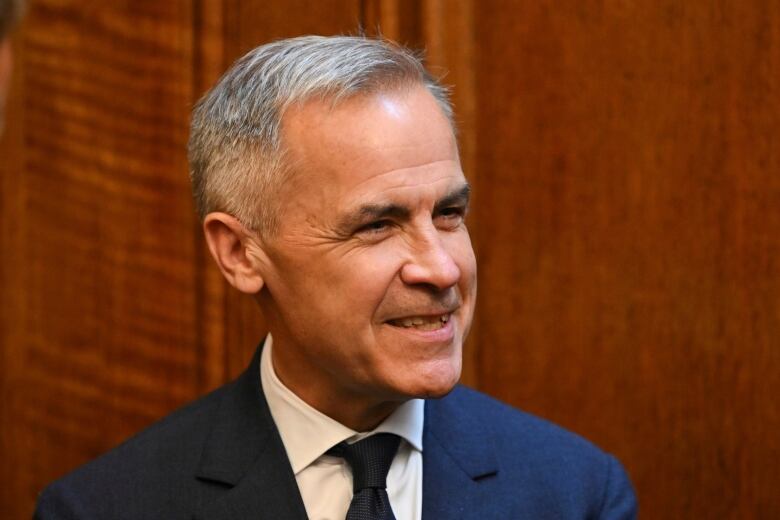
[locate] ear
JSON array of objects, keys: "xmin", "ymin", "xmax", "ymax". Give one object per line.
[{"xmin": 202, "ymin": 212, "xmax": 266, "ymax": 294}]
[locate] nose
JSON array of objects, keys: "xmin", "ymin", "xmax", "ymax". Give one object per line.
[{"xmin": 400, "ymin": 232, "xmax": 461, "ymax": 290}]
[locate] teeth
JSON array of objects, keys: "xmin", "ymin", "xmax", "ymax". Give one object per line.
[{"xmin": 391, "ymin": 314, "xmax": 450, "ymax": 330}]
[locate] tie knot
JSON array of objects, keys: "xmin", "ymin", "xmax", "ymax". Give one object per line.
[{"xmin": 328, "ymin": 433, "xmax": 401, "ymax": 492}]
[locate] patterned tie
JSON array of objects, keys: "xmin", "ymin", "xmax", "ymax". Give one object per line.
[{"xmin": 327, "ymin": 433, "xmax": 401, "ymax": 520}]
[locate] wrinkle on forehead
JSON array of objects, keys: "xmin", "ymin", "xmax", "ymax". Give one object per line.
[
  {"xmin": 275, "ymin": 86, "xmax": 464, "ymax": 239},
  {"xmin": 348, "ymin": 159, "xmax": 463, "ymax": 193},
  {"xmin": 335, "ymin": 138, "xmax": 458, "ymax": 166}
]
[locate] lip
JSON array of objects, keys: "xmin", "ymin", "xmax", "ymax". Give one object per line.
[
  {"xmin": 383, "ymin": 306, "xmax": 460, "ymax": 322},
  {"xmin": 383, "ymin": 313, "xmax": 456, "ymax": 343}
]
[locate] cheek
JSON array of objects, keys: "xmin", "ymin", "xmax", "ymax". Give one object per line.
[
  {"xmin": 280, "ymin": 246, "xmax": 404, "ymax": 321},
  {"xmin": 448, "ymin": 230, "xmax": 477, "ymax": 286},
  {"xmin": 353, "ymin": 249, "xmax": 403, "ymax": 284},
  {"xmin": 336, "ymin": 243, "xmax": 405, "ymax": 288}
]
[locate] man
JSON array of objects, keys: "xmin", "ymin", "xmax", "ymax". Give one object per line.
[
  {"xmin": 0, "ymin": 0, "xmax": 23, "ymax": 134},
  {"xmin": 36, "ymin": 36, "xmax": 637, "ymax": 519}
]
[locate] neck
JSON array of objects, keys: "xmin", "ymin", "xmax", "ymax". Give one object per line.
[{"xmin": 268, "ymin": 340, "xmax": 402, "ymax": 432}]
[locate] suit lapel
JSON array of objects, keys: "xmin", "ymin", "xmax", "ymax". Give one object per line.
[
  {"xmin": 189, "ymin": 349, "xmax": 497, "ymax": 519},
  {"xmin": 422, "ymin": 386, "xmax": 499, "ymax": 519},
  {"xmin": 193, "ymin": 344, "xmax": 308, "ymax": 520},
  {"xmin": 193, "ymin": 445, "xmax": 307, "ymax": 520}
]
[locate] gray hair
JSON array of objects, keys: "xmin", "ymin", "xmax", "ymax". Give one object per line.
[
  {"xmin": 0, "ymin": 0, "xmax": 25, "ymax": 40},
  {"xmin": 188, "ymin": 35, "xmax": 453, "ymax": 235}
]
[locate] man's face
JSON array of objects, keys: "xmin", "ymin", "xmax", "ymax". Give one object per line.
[{"xmin": 256, "ymin": 85, "xmax": 477, "ymax": 407}]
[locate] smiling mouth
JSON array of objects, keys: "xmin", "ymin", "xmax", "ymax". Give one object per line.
[{"xmin": 387, "ymin": 313, "xmax": 451, "ymax": 331}]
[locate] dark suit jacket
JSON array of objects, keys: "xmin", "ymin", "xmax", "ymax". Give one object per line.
[{"xmin": 35, "ymin": 345, "xmax": 637, "ymax": 519}]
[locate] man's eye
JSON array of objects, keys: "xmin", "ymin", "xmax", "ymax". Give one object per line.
[
  {"xmin": 436, "ymin": 207, "xmax": 466, "ymax": 226},
  {"xmin": 357, "ymin": 220, "xmax": 392, "ymax": 234}
]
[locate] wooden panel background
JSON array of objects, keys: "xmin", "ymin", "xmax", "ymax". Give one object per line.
[
  {"xmin": 0, "ymin": 2, "xmax": 202, "ymax": 518},
  {"xmin": 1, "ymin": 1, "xmax": 778, "ymax": 517},
  {"xmin": 469, "ymin": 3, "xmax": 780, "ymax": 518}
]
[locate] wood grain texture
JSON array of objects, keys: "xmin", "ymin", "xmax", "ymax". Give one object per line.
[
  {"xmin": 0, "ymin": 1, "xmax": 369, "ymax": 516},
  {"xmin": 470, "ymin": 1, "xmax": 780, "ymax": 518},
  {"xmin": 0, "ymin": 27, "xmax": 27, "ymax": 518},
  {"xmin": 2, "ymin": 1, "xmax": 779, "ymax": 518},
  {"xmin": 0, "ymin": 1, "xmax": 200, "ymax": 516}
]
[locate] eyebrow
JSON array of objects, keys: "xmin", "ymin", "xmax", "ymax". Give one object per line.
[
  {"xmin": 338, "ymin": 182, "xmax": 472, "ymax": 232},
  {"xmin": 433, "ymin": 183, "xmax": 471, "ymax": 214}
]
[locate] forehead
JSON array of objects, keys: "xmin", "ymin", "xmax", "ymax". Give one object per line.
[{"xmin": 280, "ymin": 85, "xmax": 462, "ymax": 210}]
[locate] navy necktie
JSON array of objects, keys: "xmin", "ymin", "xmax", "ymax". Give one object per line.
[{"xmin": 328, "ymin": 433, "xmax": 401, "ymax": 520}]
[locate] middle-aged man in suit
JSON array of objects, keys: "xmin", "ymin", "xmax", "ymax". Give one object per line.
[
  {"xmin": 36, "ymin": 36, "xmax": 637, "ymax": 519},
  {"xmin": 0, "ymin": 0, "xmax": 24, "ymax": 134}
]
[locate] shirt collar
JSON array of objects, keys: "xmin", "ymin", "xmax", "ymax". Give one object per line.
[{"xmin": 260, "ymin": 334, "xmax": 424, "ymax": 475}]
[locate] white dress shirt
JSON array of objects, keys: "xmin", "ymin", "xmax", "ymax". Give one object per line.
[{"xmin": 260, "ymin": 335, "xmax": 424, "ymax": 520}]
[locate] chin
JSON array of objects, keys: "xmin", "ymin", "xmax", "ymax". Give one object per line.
[
  {"xmin": 391, "ymin": 359, "xmax": 462, "ymax": 400},
  {"xmin": 417, "ymin": 381, "xmax": 459, "ymax": 399}
]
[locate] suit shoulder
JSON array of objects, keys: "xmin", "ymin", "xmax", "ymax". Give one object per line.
[
  {"xmin": 35, "ymin": 381, "xmax": 233, "ymax": 519},
  {"xmin": 429, "ymin": 386, "xmax": 637, "ymax": 517},
  {"xmin": 436, "ymin": 385, "xmax": 619, "ymax": 476},
  {"xmin": 75, "ymin": 380, "xmax": 229, "ymax": 473},
  {"xmin": 444, "ymin": 384, "xmax": 605, "ymax": 456},
  {"xmin": 434, "ymin": 385, "xmax": 637, "ymax": 517}
]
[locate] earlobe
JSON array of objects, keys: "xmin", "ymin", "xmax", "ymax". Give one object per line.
[{"xmin": 202, "ymin": 213, "xmax": 266, "ymax": 294}]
